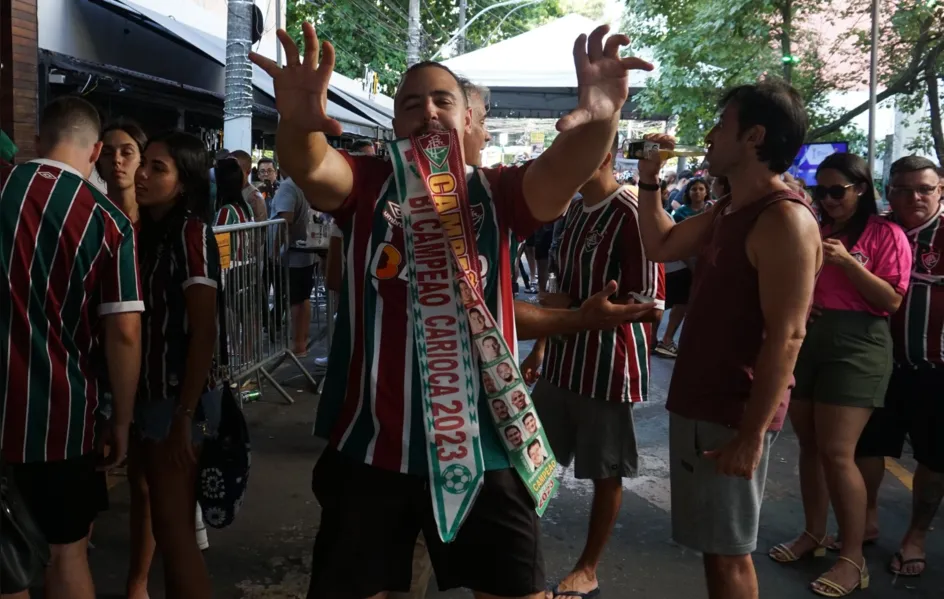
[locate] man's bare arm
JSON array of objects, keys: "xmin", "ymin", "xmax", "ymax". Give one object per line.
[
  {"xmin": 636, "ymin": 185, "xmax": 716, "ymax": 263},
  {"xmin": 523, "ymin": 117, "xmax": 619, "ymax": 222},
  {"xmin": 103, "ymin": 313, "xmax": 141, "ymax": 429},
  {"xmin": 276, "ymin": 128, "xmax": 353, "ymax": 213},
  {"xmin": 251, "ymin": 25, "xmax": 353, "ymax": 213},
  {"xmin": 741, "ymin": 201, "xmax": 821, "ymax": 437}
]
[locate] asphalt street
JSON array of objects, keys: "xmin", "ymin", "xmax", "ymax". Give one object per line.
[{"xmin": 73, "ymin": 307, "xmax": 943, "ymax": 599}]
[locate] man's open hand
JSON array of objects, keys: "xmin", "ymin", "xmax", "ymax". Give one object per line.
[
  {"xmin": 250, "ymin": 22, "xmax": 343, "ymax": 136},
  {"xmin": 557, "ymin": 25, "xmax": 654, "ymax": 132},
  {"xmin": 579, "ymin": 281, "xmax": 658, "ymax": 330}
]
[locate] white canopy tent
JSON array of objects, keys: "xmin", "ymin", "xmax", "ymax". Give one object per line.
[{"xmin": 442, "ymin": 14, "xmax": 657, "ymax": 119}]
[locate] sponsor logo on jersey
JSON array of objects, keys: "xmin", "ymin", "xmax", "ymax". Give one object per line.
[
  {"xmin": 383, "ymin": 200, "xmax": 404, "ymax": 228},
  {"xmin": 850, "ymin": 251, "xmax": 869, "ymax": 266}
]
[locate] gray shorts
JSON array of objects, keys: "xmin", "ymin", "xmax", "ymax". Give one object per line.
[
  {"xmin": 532, "ymin": 379, "xmax": 638, "ymax": 479},
  {"xmin": 669, "ymin": 413, "xmax": 778, "ymax": 556}
]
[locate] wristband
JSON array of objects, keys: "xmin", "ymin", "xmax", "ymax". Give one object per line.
[{"xmin": 638, "ymin": 180, "xmax": 660, "ymax": 192}]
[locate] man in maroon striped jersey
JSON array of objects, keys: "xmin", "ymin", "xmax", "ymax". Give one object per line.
[
  {"xmin": 521, "ymin": 134, "xmax": 665, "ymax": 599},
  {"xmin": 855, "ymin": 155, "xmax": 944, "ymax": 578},
  {"xmin": 252, "ymin": 21, "xmax": 654, "ymax": 599},
  {"xmin": 1, "ymin": 96, "xmax": 143, "ymax": 598}
]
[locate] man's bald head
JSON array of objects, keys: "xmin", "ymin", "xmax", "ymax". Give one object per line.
[
  {"xmin": 36, "ymin": 96, "xmax": 103, "ymax": 179},
  {"xmin": 229, "ymin": 150, "xmax": 253, "ymax": 176}
]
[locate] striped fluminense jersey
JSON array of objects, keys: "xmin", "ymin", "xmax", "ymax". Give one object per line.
[
  {"xmin": 315, "ymin": 153, "xmax": 541, "ymax": 476},
  {"xmin": 888, "ymin": 206, "xmax": 944, "ymax": 366},
  {"xmin": 215, "ymin": 202, "xmax": 254, "ymax": 227},
  {"xmin": 543, "ymin": 186, "xmax": 665, "ymax": 402},
  {"xmin": 139, "ymin": 215, "xmax": 221, "ymax": 402},
  {"xmin": 0, "ymin": 160, "xmax": 143, "ymax": 463}
]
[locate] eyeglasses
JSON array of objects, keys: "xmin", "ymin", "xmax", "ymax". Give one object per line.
[
  {"xmin": 888, "ymin": 185, "xmax": 940, "ymax": 198},
  {"xmin": 811, "ymin": 184, "xmax": 854, "ymax": 200}
]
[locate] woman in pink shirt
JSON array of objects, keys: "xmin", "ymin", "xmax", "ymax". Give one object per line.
[{"xmin": 769, "ymin": 153, "xmax": 912, "ymax": 596}]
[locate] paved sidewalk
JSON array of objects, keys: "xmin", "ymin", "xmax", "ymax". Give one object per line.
[{"xmin": 65, "ymin": 309, "xmax": 944, "ymax": 598}]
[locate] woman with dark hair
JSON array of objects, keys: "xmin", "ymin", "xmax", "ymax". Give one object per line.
[
  {"xmin": 98, "ymin": 120, "xmax": 147, "ymax": 222},
  {"xmin": 132, "ymin": 130, "xmax": 221, "ymax": 598},
  {"xmin": 769, "ymin": 153, "xmax": 912, "ymax": 596},
  {"xmin": 653, "ymin": 177, "xmax": 711, "ymax": 358},
  {"xmin": 214, "ymin": 157, "xmax": 255, "ymax": 225}
]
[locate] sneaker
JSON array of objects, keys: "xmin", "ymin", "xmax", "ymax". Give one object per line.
[{"xmin": 654, "ymin": 341, "xmax": 678, "ymax": 358}]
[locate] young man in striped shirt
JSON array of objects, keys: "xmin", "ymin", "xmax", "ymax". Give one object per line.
[
  {"xmin": 855, "ymin": 155, "xmax": 944, "ymax": 577},
  {"xmin": 253, "ymin": 22, "xmax": 653, "ymax": 599},
  {"xmin": 1, "ymin": 96, "xmax": 143, "ymax": 598},
  {"xmin": 522, "ymin": 135, "xmax": 665, "ymax": 599}
]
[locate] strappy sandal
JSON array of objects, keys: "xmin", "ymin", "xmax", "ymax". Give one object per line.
[
  {"xmin": 769, "ymin": 530, "xmax": 830, "ymax": 563},
  {"xmin": 810, "ymin": 556, "xmax": 869, "ymax": 597}
]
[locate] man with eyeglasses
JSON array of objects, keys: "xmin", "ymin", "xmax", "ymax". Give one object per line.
[
  {"xmin": 257, "ymin": 157, "xmax": 280, "ymax": 200},
  {"xmin": 855, "ymin": 155, "xmax": 944, "ymax": 578}
]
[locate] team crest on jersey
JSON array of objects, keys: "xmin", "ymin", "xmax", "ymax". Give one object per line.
[
  {"xmin": 584, "ymin": 228, "xmax": 605, "ymax": 253},
  {"xmin": 921, "ymin": 250, "xmax": 940, "ymax": 270},
  {"xmin": 850, "ymin": 251, "xmax": 869, "ymax": 266},
  {"xmin": 383, "ymin": 200, "xmax": 404, "ymax": 228}
]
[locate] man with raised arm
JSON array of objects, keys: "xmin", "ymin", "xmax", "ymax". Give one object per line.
[
  {"xmin": 252, "ymin": 22, "xmax": 652, "ymax": 599},
  {"xmin": 633, "ymin": 82, "xmax": 822, "ymax": 599}
]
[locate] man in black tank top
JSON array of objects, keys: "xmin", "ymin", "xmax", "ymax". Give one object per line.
[{"xmin": 633, "ymin": 82, "xmax": 822, "ymax": 599}]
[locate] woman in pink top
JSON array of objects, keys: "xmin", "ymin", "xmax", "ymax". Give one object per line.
[{"xmin": 769, "ymin": 153, "xmax": 912, "ymax": 596}]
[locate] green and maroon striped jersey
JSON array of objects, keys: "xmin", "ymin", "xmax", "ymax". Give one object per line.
[
  {"xmin": 1, "ymin": 160, "xmax": 143, "ymax": 464},
  {"xmin": 888, "ymin": 206, "xmax": 944, "ymax": 366},
  {"xmin": 314, "ymin": 153, "xmax": 542, "ymax": 476},
  {"xmin": 543, "ymin": 186, "xmax": 665, "ymax": 402}
]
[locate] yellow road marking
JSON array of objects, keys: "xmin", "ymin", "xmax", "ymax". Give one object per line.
[{"xmin": 884, "ymin": 457, "xmax": 914, "ymax": 491}]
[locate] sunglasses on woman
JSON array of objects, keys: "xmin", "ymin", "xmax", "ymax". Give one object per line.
[{"xmin": 811, "ymin": 183, "xmax": 854, "ymax": 200}]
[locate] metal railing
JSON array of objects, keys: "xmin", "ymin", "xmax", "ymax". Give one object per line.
[{"xmin": 212, "ymin": 219, "xmax": 317, "ymax": 404}]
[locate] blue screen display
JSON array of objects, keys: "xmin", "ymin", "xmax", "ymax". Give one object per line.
[{"xmin": 789, "ymin": 142, "xmax": 849, "ymax": 186}]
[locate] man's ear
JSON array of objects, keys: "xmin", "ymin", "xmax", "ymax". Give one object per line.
[
  {"xmin": 89, "ymin": 140, "xmax": 103, "ymax": 165},
  {"xmin": 465, "ymin": 107, "xmax": 473, "ymax": 135},
  {"xmin": 744, "ymin": 124, "xmax": 766, "ymax": 151}
]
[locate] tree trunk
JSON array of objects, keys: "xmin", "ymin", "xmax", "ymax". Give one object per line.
[
  {"xmin": 925, "ymin": 65, "xmax": 944, "ymax": 167},
  {"xmin": 780, "ymin": 0, "xmax": 793, "ymax": 83}
]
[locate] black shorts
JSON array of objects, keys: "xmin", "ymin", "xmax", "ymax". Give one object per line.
[
  {"xmin": 856, "ymin": 365, "xmax": 944, "ymax": 473},
  {"xmin": 307, "ymin": 448, "xmax": 545, "ymax": 598},
  {"xmin": 665, "ymin": 267, "xmax": 693, "ymax": 308},
  {"xmin": 7, "ymin": 453, "xmax": 108, "ymax": 545},
  {"xmin": 535, "ymin": 228, "xmax": 553, "ymax": 261},
  {"xmin": 289, "ymin": 263, "xmax": 316, "ymax": 306}
]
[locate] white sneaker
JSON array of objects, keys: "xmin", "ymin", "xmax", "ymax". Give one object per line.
[{"xmin": 195, "ymin": 504, "xmax": 209, "ymax": 550}]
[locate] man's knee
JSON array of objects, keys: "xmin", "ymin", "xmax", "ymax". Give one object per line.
[{"xmin": 703, "ymin": 552, "xmax": 753, "ymax": 576}]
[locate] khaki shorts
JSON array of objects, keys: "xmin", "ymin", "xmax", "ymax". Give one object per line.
[{"xmin": 669, "ymin": 413, "xmax": 777, "ymax": 556}]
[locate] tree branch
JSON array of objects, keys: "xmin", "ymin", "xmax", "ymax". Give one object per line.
[{"xmin": 808, "ymin": 17, "xmax": 942, "ymax": 141}]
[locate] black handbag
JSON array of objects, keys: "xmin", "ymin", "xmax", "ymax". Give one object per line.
[
  {"xmin": 1, "ymin": 463, "xmax": 51, "ymax": 594},
  {"xmin": 196, "ymin": 290, "xmax": 251, "ymax": 529}
]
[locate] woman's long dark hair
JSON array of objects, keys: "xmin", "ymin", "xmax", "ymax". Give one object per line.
[
  {"xmin": 138, "ymin": 131, "xmax": 212, "ymax": 256},
  {"xmin": 681, "ymin": 177, "xmax": 709, "ymax": 206},
  {"xmin": 816, "ymin": 152, "xmax": 877, "ymax": 249},
  {"xmin": 215, "ymin": 157, "xmax": 253, "ymax": 216}
]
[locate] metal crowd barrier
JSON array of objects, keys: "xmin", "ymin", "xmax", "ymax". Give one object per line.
[{"xmin": 212, "ymin": 219, "xmax": 318, "ymax": 404}]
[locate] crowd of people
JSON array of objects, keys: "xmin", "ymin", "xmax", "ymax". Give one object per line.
[{"xmin": 0, "ymin": 18, "xmax": 942, "ymax": 599}]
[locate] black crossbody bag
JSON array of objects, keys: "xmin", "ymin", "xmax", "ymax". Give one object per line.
[{"xmin": 1, "ymin": 460, "xmax": 51, "ymax": 593}]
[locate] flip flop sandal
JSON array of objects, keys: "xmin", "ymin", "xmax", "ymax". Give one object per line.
[
  {"xmin": 888, "ymin": 551, "xmax": 926, "ymax": 577},
  {"xmin": 549, "ymin": 583, "xmax": 601, "ymax": 599},
  {"xmin": 768, "ymin": 530, "xmax": 830, "ymax": 563}
]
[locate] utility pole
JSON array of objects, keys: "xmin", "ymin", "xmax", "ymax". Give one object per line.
[
  {"xmin": 867, "ymin": 0, "xmax": 880, "ymax": 173},
  {"xmin": 407, "ymin": 0, "xmax": 421, "ymax": 66},
  {"xmin": 224, "ymin": 0, "xmax": 254, "ymax": 152},
  {"xmin": 458, "ymin": 0, "xmax": 467, "ymax": 55}
]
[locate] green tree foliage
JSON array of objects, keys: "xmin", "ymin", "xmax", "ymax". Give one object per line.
[
  {"xmin": 287, "ymin": 0, "xmax": 563, "ymax": 94},
  {"xmin": 623, "ymin": 0, "xmax": 943, "ymax": 157}
]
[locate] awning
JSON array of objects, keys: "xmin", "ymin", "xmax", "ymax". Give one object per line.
[{"xmin": 89, "ymin": 0, "xmax": 389, "ymax": 137}]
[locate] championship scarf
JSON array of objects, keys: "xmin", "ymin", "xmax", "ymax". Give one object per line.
[{"xmin": 390, "ymin": 130, "xmax": 559, "ymax": 543}]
